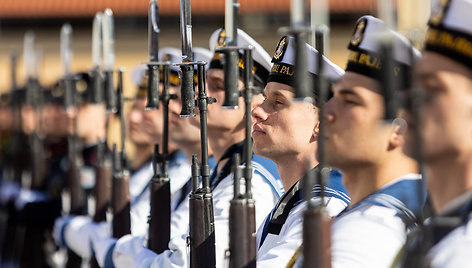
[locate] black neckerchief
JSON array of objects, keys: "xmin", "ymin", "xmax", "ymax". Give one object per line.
[
  {"xmin": 402, "ymin": 190, "xmax": 472, "ymax": 267},
  {"xmin": 259, "ymin": 167, "xmax": 318, "ymax": 247},
  {"xmin": 209, "ymin": 141, "xmax": 244, "ymax": 190},
  {"xmin": 428, "ymin": 190, "xmax": 472, "ymax": 246},
  {"xmin": 266, "ymin": 178, "xmax": 302, "ymax": 235}
]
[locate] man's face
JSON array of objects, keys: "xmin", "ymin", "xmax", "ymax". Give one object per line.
[
  {"xmin": 168, "ymin": 85, "xmax": 200, "ymax": 146},
  {"xmin": 128, "ymin": 98, "xmax": 158, "ymax": 146},
  {"xmin": 324, "ymin": 72, "xmax": 392, "ymax": 169},
  {"xmin": 251, "ymin": 82, "xmax": 318, "ymax": 159},
  {"xmin": 406, "ymin": 52, "xmax": 472, "ymax": 162},
  {"xmin": 42, "ymin": 103, "xmax": 69, "ymax": 137},
  {"xmin": 190, "ymin": 69, "xmax": 246, "ymax": 132}
]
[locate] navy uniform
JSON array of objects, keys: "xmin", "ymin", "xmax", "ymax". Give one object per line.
[
  {"xmin": 110, "ymin": 29, "xmax": 285, "ymax": 268},
  {"xmin": 53, "ymin": 47, "xmax": 211, "ymax": 261},
  {"xmin": 401, "ymin": 0, "xmax": 472, "ymax": 267},
  {"xmin": 90, "ymin": 47, "xmax": 217, "ymax": 267},
  {"xmin": 288, "ymin": 16, "xmax": 425, "ymax": 268},
  {"xmin": 253, "ymin": 36, "xmax": 350, "ymax": 267}
]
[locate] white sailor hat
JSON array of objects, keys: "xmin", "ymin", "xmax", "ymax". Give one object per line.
[
  {"xmin": 209, "ymin": 28, "xmax": 272, "ymax": 88},
  {"xmin": 133, "ymin": 47, "xmax": 213, "ymax": 97},
  {"xmin": 268, "ymin": 35, "xmax": 344, "ymax": 100},
  {"xmin": 345, "ymin": 16, "xmax": 420, "ymax": 89},
  {"xmin": 425, "ymin": 0, "xmax": 472, "ymax": 69}
]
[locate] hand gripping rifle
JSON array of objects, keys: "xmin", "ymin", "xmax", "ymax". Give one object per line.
[
  {"xmin": 111, "ymin": 70, "xmax": 131, "ymax": 238},
  {"xmin": 228, "ymin": 48, "xmax": 257, "ymax": 268},
  {"xmin": 145, "ymin": 0, "xmax": 177, "ymax": 252}
]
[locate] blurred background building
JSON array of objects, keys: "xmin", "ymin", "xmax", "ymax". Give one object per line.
[
  {"xmin": 0, "ymin": 0, "xmax": 430, "ymax": 149},
  {"xmin": 0, "ymin": 0, "xmax": 430, "ymax": 92}
]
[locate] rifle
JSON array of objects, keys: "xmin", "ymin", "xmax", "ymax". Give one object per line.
[
  {"xmin": 283, "ymin": 1, "xmax": 333, "ymax": 266},
  {"xmin": 58, "ymin": 23, "xmax": 88, "ymax": 268},
  {"xmin": 0, "ymin": 51, "xmax": 25, "ymax": 265},
  {"xmin": 88, "ymin": 12, "xmax": 113, "ymax": 268},
  {"xmin": 145, "ymin": 0, "xmax": 177, "ymax": 247},
  {"xmin": 10, "ymin": 30, "xmax": 51, "ymax": 267},
  {"xmin": 111, "ymin": 70, "xmax": 131, "ymax": 238},
  {"xmin": 143, "ymin": 0, "xmax": 171, "ymax": 252},
  {"xmin": 90, "ymin": 11, "xmax": 112, "ymax": 227},
  {"xmin": 228, "ymin": 48, "xmax": 257, "ymax": 268},
  {"xmin": 302, "ymin": 28, "xmax": 332, "ymax": 268},
  {"xmin": 182, "ymin": 61, "xmax": 216, "ymax": 267}
]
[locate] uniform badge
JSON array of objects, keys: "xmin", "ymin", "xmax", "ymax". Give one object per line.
[
  {"xmin": 76, "ymin": 79, "xmax": 88, "ymax": 93},
  {"xmin": 217, "ymin": 29, "xmax": 226, "ymax": 47},
  {"xmin": 162, "ymin": 53, "xmax": 171, "ymax": 62},
  {"xmin": 272, "ymin": 36, "xmax": 288, "ymax": 62},
  {"xmin": 350, "ymin": 19, "xmax": 367, "ymax": 47},
  {"xmin": 430, "ymin": 0, "xmax": 450, "ymax": 26}
]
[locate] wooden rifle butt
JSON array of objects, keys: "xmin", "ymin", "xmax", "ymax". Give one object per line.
[
  {"xmin": 246, "ymin": 198, "xmax": 257, "ymax": 268},
  {"xmin": 112, "ymin": 170, "xmax": 131, "ymax": 238},
  {"xmin": 229, "ymin": 198, "xmax": 248, "ymax": 268},
  {"xmin": 189, "ymin": 192, "xmax": 216, "ymax": 268},
  {"xmin": 302, "ymin": 208, "xmax": 332, "ymax": 268},
  {"xmin": 93, "ymin": 161, "xmax": 112, "ymax": 223},
  {"xmin": 147, "ymin": 177, "xmax": 171, "ymax": 253}
]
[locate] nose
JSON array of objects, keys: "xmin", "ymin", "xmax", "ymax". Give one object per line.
[
  {"xmin": 128, "ymin": 106, "xmax": 143, "ymax": 124},
  {"xmin": 168, "ymin": 96, "xmax": 181, "ymax": 116},
  {"xmin": 251, "ymin": 102, "xmax": 268, "ymax": 122},
  {"xmin": 324, "ymin": 98, "xmax": 335, "ymax": 123}
]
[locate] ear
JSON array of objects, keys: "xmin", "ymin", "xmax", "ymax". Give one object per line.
[
  {"xmin": 311, "ymin": 121, "xmax": 320, "ymax": 142},
  {"xmin": 388, "ymin": 118, "xmax": 407, "ymax": 149}
]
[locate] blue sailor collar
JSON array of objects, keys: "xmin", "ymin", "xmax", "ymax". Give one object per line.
[{"xmin": 338, "ymin": 174, "xmax": 425, "ymax": 227}]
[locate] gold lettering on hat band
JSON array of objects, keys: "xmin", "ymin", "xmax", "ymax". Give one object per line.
[
  {"xmin": 270, "ymin": 63, "xmax": 295, "ymax": 76},
  {"xmin": 347, "ymin": 51, "xmax": 401, "ymax": 77},
  {"xmin": 426, "ymin": 28, "xmax": 472, "ymax": 59}
]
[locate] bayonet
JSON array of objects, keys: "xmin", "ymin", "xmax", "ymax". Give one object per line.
[
  {"xmin": 92, "ymin": 12, "xmax": 103, "ymax": 69},
  {"xmin": 145, "ymin": 0, "xmax": 161, "ymax": 110},
  {"xmin": 102, "ymin": 8, "xmax": 116, "ymax": 113},
  {"xmin": 61, "ymin": 23, "xmax": 73, "ymax": 76},
  {"xmin": 179, "ymin": 0, "xmax": 193, "ymax": 63}
]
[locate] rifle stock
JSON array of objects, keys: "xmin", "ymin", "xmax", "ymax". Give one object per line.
[
  {"xmin": 187, "ymin": 64, "xmax": 216, "ymax": 268},
  {"xmin": 228, "ymin": 154, "xmax": 249, "ymax": 268},
  {"xmin": 228, "ymin": 48, "xmax": 257, "ymax": 268},
  {"xmin": 148, "ymin": 144, "xmax": 171, "ymax": 253},
  {"xmin": 302, "ymin": 207, "xmax": 332, "ymax": 268},
  {"xmin": 111, "ymin": 144, "xmax": 131, "ymax": 238},
  {"xmin": 93, "ymin": 142, "xmax": 112, "ymax": 223}
]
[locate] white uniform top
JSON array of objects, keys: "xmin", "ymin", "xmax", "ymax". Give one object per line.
[
  {"xmin": 53, "ymin": 150, "xmax": 191, "ymax": 260},
  {"xmin": 426, "ymin": 214, "xmax": 472, "ymax": 267},
  {"xmin": 423, "ymin": 190, "xmax": 472, "ymax": 267},
  {"xmin": 289, "ymin": 174, "xmax": 424, "ymax": 268},
  {"xmin": 330, "ymin": 174, "xmax": 424, "ymax": 268},
  {"xmin": 256, "ymin": 169, "xmax": 350, "ymax": 268},
  {"xmin": 111, "ymin": 143, "xmax": 284, "ymax": 268}
]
